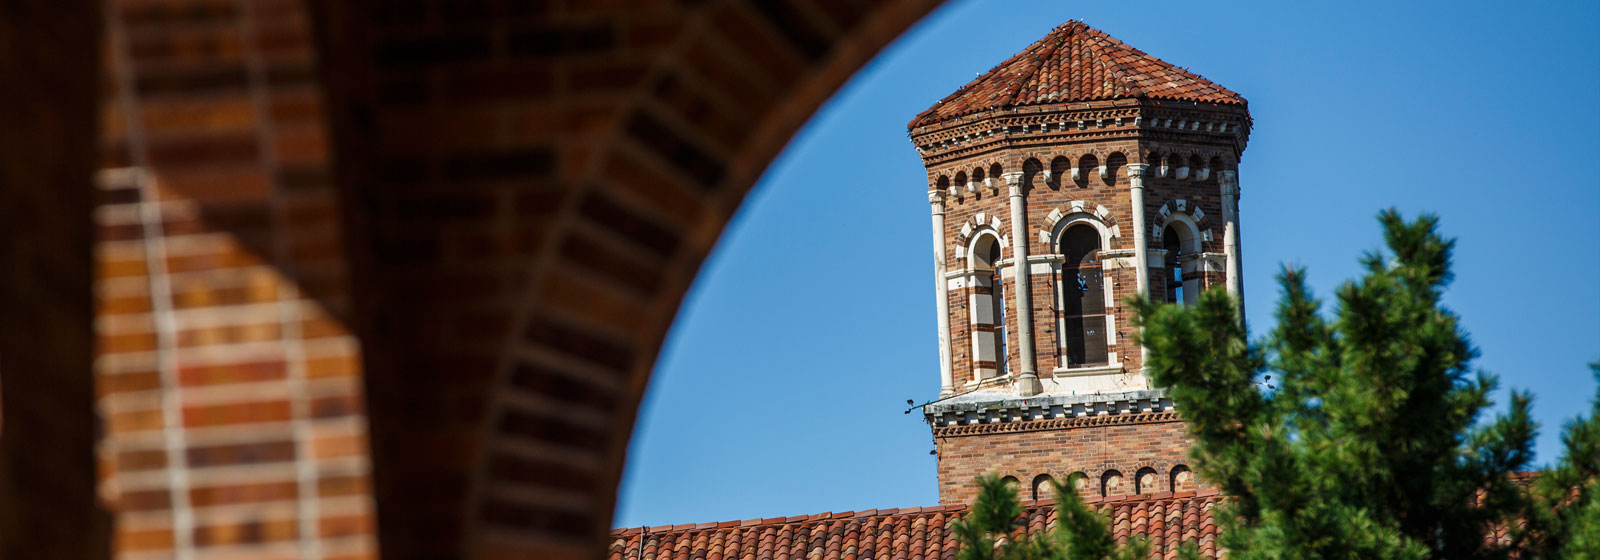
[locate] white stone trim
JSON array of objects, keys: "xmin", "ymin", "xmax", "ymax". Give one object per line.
[{"xmin": 1051, "ymin": 363, "xmax": 1125, "ymax": 377}]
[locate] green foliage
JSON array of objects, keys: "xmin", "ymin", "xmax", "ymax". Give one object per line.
[
  {"xmin": 1122, "ymin": 209, "xmax": 1600, "ymax": 558},
  {"xmin": 953, "ymin": 211, "xmax": 1597, "ymax": 559}
]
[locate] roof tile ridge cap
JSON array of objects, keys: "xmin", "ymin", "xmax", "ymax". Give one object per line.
[
  {"xmin": 996, "ymin": 26, "xmax": 1065, "ymax": 109},
  {"xmin": 1083, "ymin": 34, "xmax": 1139, "ymax": 97},
  {"xmin": 1016, "ymin": 34, "xmax": 1065, "ymax": 98}
]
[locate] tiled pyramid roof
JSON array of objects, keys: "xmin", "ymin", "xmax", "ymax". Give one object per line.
[
  {"xmin": 610, "ymin": 491, "xmax": 1224, "ymax": 560},
  {"xmin": 908, "ymin": 21, "xmax": 1245, "ymax": 130}
]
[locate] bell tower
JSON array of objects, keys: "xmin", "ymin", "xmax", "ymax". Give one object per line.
[{"xmin": 911, "ymin": 21, "xmax": 1252, "ymax": 504}]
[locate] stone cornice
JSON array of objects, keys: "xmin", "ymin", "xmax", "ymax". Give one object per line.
[
  {"xmin": 932, "ymin": 410, "xmax": 1181, "ymax": 438},
  {"xmin": 910, "ymin": 102, "xmax": 1251, "ymax": 167}
]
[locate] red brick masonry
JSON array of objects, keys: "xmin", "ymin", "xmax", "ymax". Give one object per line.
[{"xmin": 609, "ymin": 490, "xmax": 1224, "ymax": 560}]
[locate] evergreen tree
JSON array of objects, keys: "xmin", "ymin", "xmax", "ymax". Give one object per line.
[{"xmin": 952, "ymin": 211, "xmax": 1599, "ymax": 558}]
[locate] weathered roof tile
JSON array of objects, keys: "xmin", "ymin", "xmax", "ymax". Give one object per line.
[{"xmin": 908, "ymin": 21, "xmax": 1245, "ymax": 130}]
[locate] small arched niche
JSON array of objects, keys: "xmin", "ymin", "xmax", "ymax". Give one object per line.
[
  {"xmin": 1103, "ymin": 152, "xmax": 1126, "ymax": 185},
  {"xmin": 1048, "ymin": 155, "xmax": 1070, "ymax": 190},
  {"xmin": 1100, "ymin": 470, "xmax": 1126, "ymax": 497},
  {"xmin": 1135, "ymin": 467, "xmax": 1159, "ymax": 494},
  {"xmin": 1074, "ymin": 154, "xmax": 1097, "ymax": 188},
  {"xmin": 1170, "ymin": 465, "xmax": 1196, "ymax": 492},
  {"xmin": 1031, "ymin": 474, "xmax": 1055, "ymax": 501}
]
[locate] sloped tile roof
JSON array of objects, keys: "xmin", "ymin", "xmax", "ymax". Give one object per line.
[
  {"xmin": 908, "ymin": 21, "xmax": 1245, "ymax": 130},
  {"xmin": 609, "ymin": 491, "xmax": 1225, "ymax": 560}
]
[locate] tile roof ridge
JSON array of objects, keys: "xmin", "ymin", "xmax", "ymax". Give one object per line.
[{"xmin": 611, "ymin": 504, "xmax": 953, "ymax": 535}]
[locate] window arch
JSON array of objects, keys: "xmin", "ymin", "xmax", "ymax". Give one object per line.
[
  {"xmin": 1160, "ymin": 218, "xmax": 1200, "ymax": 305},
  {"xmin": 1170, "ymin": 465, "xmax": 1196, "ymax": 492},
  {"xmin": 1058, "ymin": 224, "xmax": 1108, "ymax": 368},
  {"xmin": 1135, "ymin": 467, "xmax": 1159, "ymax": 494},
  {"xmin": 1067, "ymin": 471, "xmax": 1091, "ymax": 498},
  {"xmin": 1000, "ymin": 475, "xmax": 1020, "ymax": 498},
  {"xmin": 1100, "ymin": 470, "xmax": 1125, "ymax": 497},
  {"xmin": 969, "ymin": 233, "xmax": 1007, "ymax": 381},
  {"xmin": 1031, "ymin": 474, "xmax": 1055, "ymax": 501}
]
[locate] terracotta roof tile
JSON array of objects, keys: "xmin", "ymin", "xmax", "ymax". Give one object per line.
[
  {"xmin": 908, "ymin": 21, "xmax": 1245, "ymax": 130},
  {"xmin": 612, "ymin": 495, "xmax": 1226, "ymax": 560}
]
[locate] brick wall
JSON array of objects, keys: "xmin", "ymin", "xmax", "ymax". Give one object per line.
[
  {"xmin": 933, "ymin": 415, "xmax": 1197, "ymax": 505},
  {"xmin": 95, "ymin": 0, "xmax": 374, "ymax": 557},
  {"xmin": 0, "ymin": 1, "xmax": 1011, "ymax": 559},
  {"xmin": 306, "ymin": 1, "xmax": 947, "ymax": 559}
]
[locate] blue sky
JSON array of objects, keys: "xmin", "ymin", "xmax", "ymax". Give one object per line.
[{"xmin": 615, "ymin": 0, "xmax": 1600, "ymax": 528}]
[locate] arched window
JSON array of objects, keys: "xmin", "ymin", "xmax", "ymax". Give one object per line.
[
  {"xmin": 1163, "ymin": 225, "xmax": 1184, "ymax": 304},
  {"xmin": 970, "ymin": 234, "xmax": 1007, "ymax": 380},
  {"xmin": 1161, "ymin": 220, "xmax": 1199, "ymax": 305},
  {"xmin": 1059, "ymin": 225, "xmax": 1108, "ymax": 367}
]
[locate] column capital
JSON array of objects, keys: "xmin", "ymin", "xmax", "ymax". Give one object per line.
[
  {"xmin": 1126, "ymin": 163, "xmax": 1150, "ymax": 179},
  {"xmin": 929, "ymin": 189, "xmax": 946, "ymax": 204},
  {"xmin": 1003, "ymin": 172, "xmax": 1025, "ymax": 197},
  {"xmin": 1218, "ymin": 170, "xmax": 1239, "ymax": 196}
]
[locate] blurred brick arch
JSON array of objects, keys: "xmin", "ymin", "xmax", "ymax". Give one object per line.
[{"xmin": 0, "ymin": 1, "xmax": 944, "ymax": 559}]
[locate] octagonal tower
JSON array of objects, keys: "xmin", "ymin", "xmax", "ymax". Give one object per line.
[{"xmin": 912, "ymin": 21, "xmax": 1252, "ymax": 504}]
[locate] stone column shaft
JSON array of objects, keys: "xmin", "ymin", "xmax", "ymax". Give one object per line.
[
  {"xmin": 1220, "ymin": 171, "xmax": 1242, "ymax": 299},
  {"xmin": 1127, "ymin": 164, "xmax": 1152, "ymax": 371},
  {"xmin": 1002, "ymin": 172, "xmax": 1040, "ymax": 396},
  {"xmin": 929, "ymin": 190, "xmax": 954, "ymax": 396}
]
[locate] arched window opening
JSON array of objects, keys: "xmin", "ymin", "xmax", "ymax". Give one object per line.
[
  {"xmin": 1000, "ymin": 475, "xmax": 1020, "ymax": 498},
  {"xmin": 1135, "ymin": 467, "xmax": 1158, "ymax": 494},
  {"xmin": 1163, "ymin": 225, "xmax": 1184, "ymax": 304},
  {"xmin": 1058, "ymin": 225, "xmax": 1108, "ymax": 368},
  {"xmin": 1161, "ymin": 221, "xmax": 1199, "ymax": 305},
  {"xmin": 1031, "ymin": 474, "xmax": 1055, "ymax": 501},
  {"xmin": 970, "ymin": 234, "xmax": 1008, "ymax": 381},
  {"xmin": 1067, "ymin": 471, "xmax": 1091, "ymax": 498},
  {"xmin": 1100, "ymin": 470, "xmax": 1125, "ymax": 497},
  {"xmin": 1170, "ymin": 465, "xmax": 1195, "ymax": 492}
]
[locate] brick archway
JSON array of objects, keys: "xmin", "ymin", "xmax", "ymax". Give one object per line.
[
  {"xmin": 0, "ymin": 1, "xmax": 945, "ymax": 559},
  {"xmin": 310, "ymin": 1, "xmax": 946, "ymax": 559}
]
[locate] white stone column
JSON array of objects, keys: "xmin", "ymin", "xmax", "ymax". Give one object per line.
[
  {"xmin": 1220, "ymin": 170, "xmax": 1243, "ymax": 300},
  {"xmin": 1002, "ymin": 172, "xmax": 1041, "ymax": 396},
  {"xmin": 1127, "ymin": 164, "xmax": 1152, "ymax": 295},
  {"xmin": 929, "ymin": 190, "xmax": 955, "ymax": 396},
  {"xmin": 1127, "ymin": 163, "xmax": 1152, "ymax": 372}
]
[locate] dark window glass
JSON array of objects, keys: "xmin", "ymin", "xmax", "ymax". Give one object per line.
[
  {"xmin": 1163, "ymin": 226, "xmax": 1183, "ymax": 304},
  {"xmin": 1059, "ymin": 226, "xmax": 1108, "ymax": 367},
  {"xmin": 988, "ymin": 242, "xmax": 1007, "ymax": 376}
]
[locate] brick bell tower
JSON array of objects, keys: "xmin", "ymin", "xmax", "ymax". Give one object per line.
[{"xmin": 909, "ymin": 21, "xmax": 1252, "ymax": 504}]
